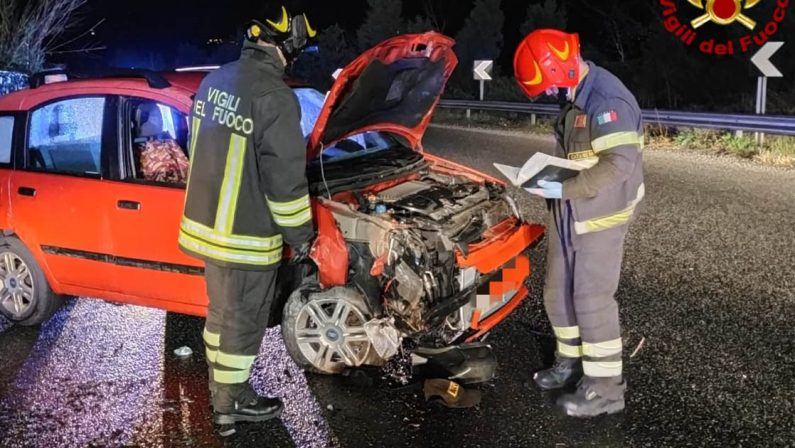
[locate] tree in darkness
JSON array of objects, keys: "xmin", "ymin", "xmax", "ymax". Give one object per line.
[
  {"xmin": 404, "ymin": 15, "xmax": 436, "ymax": 33},
  {"xmin": 452, "ymin": 0, "xmax": 505, "ymax": 88},
  {"xmin": 357, "ymin": 0, "xmax": 404, "ymax": 52},
  {"xmin": 292, "ymin": 24, "xmax": 359, "ymax": 91},
  {"xmin": 520, "ymin": 0, "xmax": 568, "ymax": 35}
]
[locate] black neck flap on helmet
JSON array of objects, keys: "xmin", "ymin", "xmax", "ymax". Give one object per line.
[{"xmin": 246, "ymin": 5, "xmax": 317, "ymax": 64}]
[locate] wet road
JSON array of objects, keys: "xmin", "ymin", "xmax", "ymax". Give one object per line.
[{"xmin": 1, "ymin": 125, "xmax": 794, "ymax": 447}]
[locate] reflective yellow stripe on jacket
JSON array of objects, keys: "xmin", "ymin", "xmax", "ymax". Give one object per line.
[
  {"xmin": 267, "ymin": 195, "xmax": 312, "ymax": 228},
  {"xmin": 179, "ymin": 131, "xmax": 287, "ymax": 267},
  {"xmin": 178, "ymin": 232, "xmax": 282, "ymax": 266},
  {"xmin": 183, "ymin": 117, "xmax": 201, "ymax": 204},
  {"xmin": 179, "ymin": 213, "xmax": 282, "ymax": 266},
  {"xmin": 591, "ymin": 131, "xmax": 644, "ymax": 154},
  {"xmin": 180, "ymin": 217, "xmax": 282, "ymax": 251},
  {"xmin": 574, "ymin": 183, "xmax": 645, "ymax": 235},
  {"xmin": 215, "ymin": 134, "xmax": 247, "ymax": 234},
  {"xmin": 189, "ymin": 117, "xmax": 201, "ymax": 157}
]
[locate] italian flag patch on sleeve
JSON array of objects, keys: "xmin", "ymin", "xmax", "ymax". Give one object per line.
[{"xmin": 596, "ymin": 111, "xmax": 618, "ymax": 125}]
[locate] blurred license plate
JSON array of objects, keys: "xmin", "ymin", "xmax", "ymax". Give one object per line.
[{"xmin": 474, "ymin": 255, "xmax": 530, "ymax": 320}]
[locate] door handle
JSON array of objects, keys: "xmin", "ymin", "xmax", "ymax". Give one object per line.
[
  {"xmin": 117, "ymin": 200, "xmax": 141, "ymax": 210},
  {"xmin": 17, "ymin": 187, "xmax": 36, "ymax": 197}
]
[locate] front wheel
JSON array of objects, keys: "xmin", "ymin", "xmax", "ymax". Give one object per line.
[
  {"xmin": 282, "ymin": 286, "xmax": 376, "ymax": 374},
  {"xmin": 0, "ymin": 237, "xmax": 64, "ymax": 326}
]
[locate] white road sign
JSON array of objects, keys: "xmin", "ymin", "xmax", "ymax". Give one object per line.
[
  {"xmin": 473, "ymin": 60, "xmax": 493, "ymax": 81},
  {"xmin": 751, "ymin": 41, "xmax": 784, "ymax": 78}
]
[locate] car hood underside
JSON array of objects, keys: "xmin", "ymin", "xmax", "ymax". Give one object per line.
[{"xmin": 307, "ymin": 32, "xmax": 458, "ymax": 159}]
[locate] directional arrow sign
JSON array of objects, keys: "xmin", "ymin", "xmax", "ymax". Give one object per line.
[
  {"xmin": 473, "ymin": 60, "xmax": 493, "ymax": 81},
  {"xmin": 751, "ymin": 41, "xmax": 784, "ymax": 78}
]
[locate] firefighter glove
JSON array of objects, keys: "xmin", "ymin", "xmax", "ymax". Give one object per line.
[
  {"xmin": 289, "ymin": 240, "xmax": 313, "ymax": 264},
  {"xmin": 526, "ymin": 180, "xmax": 562, "ymax": 199}
]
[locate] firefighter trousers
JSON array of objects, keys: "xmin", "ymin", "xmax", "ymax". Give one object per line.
[
  {"xmin": 202, "ymin": 263, "xmax": 278, "ymax": 412},
  {"xmin": 543, "ymin": 199, "xmax": 626, "ymax": 381}
]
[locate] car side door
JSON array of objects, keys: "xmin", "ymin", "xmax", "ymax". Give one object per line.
[
  {"xmin": 100, "ymin": 95, "xmax": 207, "ymax": 314},
  {"xmin": 8, "ymin": 96, "xmax": 119, "ymax": 292},
  {"xmin": 0, "ymin": 113, "xmax": 18, "ymax": 229}
]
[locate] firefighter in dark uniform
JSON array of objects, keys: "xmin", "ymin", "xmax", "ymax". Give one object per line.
[
  {"xmin": 513, "ymin": 29, "xmax": 645, "ymax": 417},
  {"xmin": 178, "ymin": 5, "xmax": 317, "ymax": 428}
]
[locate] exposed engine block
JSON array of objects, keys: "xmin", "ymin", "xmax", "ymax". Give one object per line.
[{"xmin": 324, "ymin": 171, "xmax": 519, "ymax": 341}]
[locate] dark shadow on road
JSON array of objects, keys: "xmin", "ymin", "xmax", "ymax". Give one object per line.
[
  {"xmin": 0, "ymin": 326, "xmax": 39, "ymax": 397},
  {"xmin": 0, "ymin": 299, "xmax": 75, "ymax": 403},
  {"xmin": 131, "ymin": 312, "xmax": 295, "ymax": 447}
]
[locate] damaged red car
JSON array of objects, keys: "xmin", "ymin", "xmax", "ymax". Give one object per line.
[{"xmin": 0, "ymin": 32, "xmax": 544, "ymax": 375}]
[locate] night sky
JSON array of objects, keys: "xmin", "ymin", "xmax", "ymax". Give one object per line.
[
  {"xmin": 49, "ymin": 0, "xmax": 794, "ymax": 112},
  {"xmin": 62, "ymin": 0, "xmax": 533, "ymax": 70}
]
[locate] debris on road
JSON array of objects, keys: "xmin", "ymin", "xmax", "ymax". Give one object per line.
[
  {"xmin": 423, "ymin": 379, "xmax": 481, "ymax": 408},
  {"xmin": 630, "ymin": 337, "xmax": 646, "ymax": 358},
  {"xmin": 364, "ymin": 317, "xmax": 402, "ymax": 360},
  {"xmin": 173, "ymin": 346, "xmax": 193, "ymax": 358}
]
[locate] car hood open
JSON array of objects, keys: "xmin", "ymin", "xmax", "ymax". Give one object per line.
[{"xmin": 307, "ymin": 32, "xmax": 458, "ymax": 160}]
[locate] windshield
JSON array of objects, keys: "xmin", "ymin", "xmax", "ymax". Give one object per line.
[{"xmin": 293, "ymin": 87, "xmax": 398, "ymax": 164}]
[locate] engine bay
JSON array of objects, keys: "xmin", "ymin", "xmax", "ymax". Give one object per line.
[{"xmin": 321, "ymin": 167, "xmax": 520, "ymax": 344}]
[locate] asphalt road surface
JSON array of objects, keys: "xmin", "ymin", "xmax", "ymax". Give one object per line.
[{"xmin": 1, "ymin": 125, "xmax": 793, "ymax": 447}]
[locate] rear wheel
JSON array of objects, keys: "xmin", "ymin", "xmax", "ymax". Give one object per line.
[
  {"xmin": 282, "ymin": 286, "xmax": 375, "ymax": 374},
  {"xmin": 0, "ymin": 237, "xmax": 64, "ymax": 326}
]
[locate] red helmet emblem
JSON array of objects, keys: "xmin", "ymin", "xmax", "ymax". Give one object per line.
[{"xmin": 689, "ymin": 0, "xmax": 761, "ymax": 30}]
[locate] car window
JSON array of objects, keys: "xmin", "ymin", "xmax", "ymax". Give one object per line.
[
  {"xmin": 128, "ymin": 100, "xmax": 189, "ymax": 184},
  {"xmin": 293, "ymin": 88, "xmax": 397, "ymax": 164},
  {"xmin": 27, "ymin": 97, "xmax": 105, "ymax": 175},
  {"xmin": 0, "ymin": 116, "xmax": 13, "ymax": 164}
]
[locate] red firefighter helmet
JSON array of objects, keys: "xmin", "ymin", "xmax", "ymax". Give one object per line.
[{"xmin": 514, "ymin": 29, "xmax": 582, "ymax": 99}]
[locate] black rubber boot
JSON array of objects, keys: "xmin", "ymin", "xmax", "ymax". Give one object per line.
[
  {"xmin": 213, "ymin": 396, "xmax": 284, "ymax": 426},
  {"xmin": 556, "ymin": 376, "xmax": 626, "ymax": 418},
  {"xmin": 533, "ymin": 356, "xmax": 583, "ymax": 391}
]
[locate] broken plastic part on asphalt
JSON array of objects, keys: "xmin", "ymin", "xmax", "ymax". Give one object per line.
[
  {"xmin": 173, "ymin": 346, "xmax": 193, "ymax": 358},
  {"xmin": 364, "ymin": 317, "xmax": 402, "ymax": 360}
]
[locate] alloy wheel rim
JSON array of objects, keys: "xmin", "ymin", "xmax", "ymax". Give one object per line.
[
  {"xmin": 294, "ymin": 297, "xmax": 371, "ymax": 372},
  {"xmin": 0, "ymin": 252, "xmax": 36, "ymax": 319}
]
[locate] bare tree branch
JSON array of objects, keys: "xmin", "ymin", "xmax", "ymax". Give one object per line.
[
  {"xmin": 47, "ymin": 45, "xmax": 107, "ymax": 55},
  {"xmin": 0, "ymin": 0, "xmax": 92, "ymax": 72},
  {"xmin": 422, "ymin": 0, "xmax": 446, "ymax": 32},
  {"xmin": 47, "ymin": 18, "xmax": 105, "ymax": 52}
]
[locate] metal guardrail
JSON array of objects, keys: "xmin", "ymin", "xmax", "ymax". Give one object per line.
[{"xmin": 438, "ymin": 99, "xmax": 795, "ymax": 136}]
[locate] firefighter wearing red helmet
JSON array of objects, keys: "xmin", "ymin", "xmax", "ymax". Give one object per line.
[{"xmin": 514, "ymin": 29, "xmax": 645, "ymax": 417}]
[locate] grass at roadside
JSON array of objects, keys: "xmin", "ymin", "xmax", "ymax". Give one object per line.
[
  {"xmin": 432, "ymin": 109, "xmax": 795, "ymax": 168},
  {"xmin": 648, "ymin": 128, "xmax": 795, "ymax": 167},
  {"xmin": 432, "ymin": 108, "xmax": 554, "ymax": 134}
]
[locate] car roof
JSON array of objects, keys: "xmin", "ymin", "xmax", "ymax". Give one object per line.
[
  {"xmin": 0, "ymin": 70, "xmax": 315, "ymax": 112},
  {"xmin": 161, "ymin": 71, "xmax": 312, "ymax": 91}
]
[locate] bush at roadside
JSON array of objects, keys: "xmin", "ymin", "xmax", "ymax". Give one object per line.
[
  {"xmin": 0, "ymin": 71, "xmax": 29, "ymax": 96},
  {"xmin": 432, "ymin": 109, "xmax": 795, "ymax": 168}
]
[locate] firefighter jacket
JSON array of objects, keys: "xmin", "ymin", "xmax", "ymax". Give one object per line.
[
  {"xmin": 179, "ymin": 41, "xmax": 314, "ymax": 270},
  {"xmin": 554, "ymin": 61, "xmax": 645, "ymax": 235}
]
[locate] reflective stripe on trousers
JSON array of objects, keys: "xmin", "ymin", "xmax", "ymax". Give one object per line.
[{"xmin": 547, "ymin": 199, "xmax": 624, "ymax": 378}]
